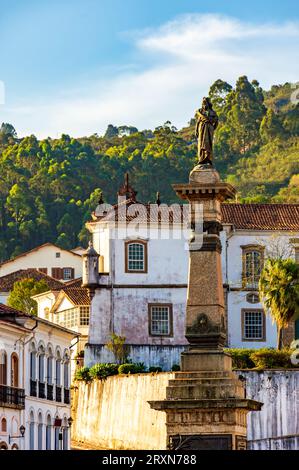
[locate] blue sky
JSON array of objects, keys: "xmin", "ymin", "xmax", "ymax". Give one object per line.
[{"xmin": 0, "ymin": 0, "xmax": 299, "ymax": 137}]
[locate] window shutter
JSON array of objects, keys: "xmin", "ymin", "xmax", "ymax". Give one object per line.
[
  {"xmin": 71, "ymin": 268, "xmax": 75, "ymax": 279},
  {"xmin": 38, "ymin": 268, "xmax": 48, "ymax": 274},
  {"xmin": 51, "ymin": 268, "xmax": 62, "ymax": 279}
]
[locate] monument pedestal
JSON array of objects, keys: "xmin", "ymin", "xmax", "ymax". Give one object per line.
[{"xmin": 149, "ymin": 166, "xmax": 262, "ymax": 450}]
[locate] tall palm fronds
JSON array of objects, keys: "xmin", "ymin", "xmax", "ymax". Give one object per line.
[{"xmin": 259, "ymin": 258, "xmax": 299, "ymax": 349}]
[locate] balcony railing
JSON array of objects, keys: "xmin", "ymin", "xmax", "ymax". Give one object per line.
[
  {"xmin": 38, "ymin": 381, "xmax": 46, "ymax": 399},
  {"xmin": 64, "ymin": 388, "xmax": 70, "ymax": 404},
  {"xmin": 0, "ymin": 384, "xmax": 25, "ymax": 409},
  {"xmin": 56, "ymin": 385, "xmax": 62, "ymax": 402},
  {"xmin": 30, "ymin": 379, "xmax": 37, "ymax": 397},
  {"xmin": 47, "ymin": 383, "xmax": 53, "ymax": 401}
]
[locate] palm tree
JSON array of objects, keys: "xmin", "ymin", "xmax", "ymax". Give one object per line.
[{"xmin": 259, "ymin": 258, "xmax": 299, "ymax": 349}]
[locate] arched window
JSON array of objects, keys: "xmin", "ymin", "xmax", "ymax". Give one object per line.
[
  {"xmin": 11, "ymin": 444, "xmax": 19, "ymax": 450},
  {"xmin": 47, "ymin": 349, "xmax": 53, "ymax": 385},
  {"xmin": 1, "ymin": 418, "xmax": 7, "ymax": 433},
  {"xmin": 30, "ymin": 344, "xmax": 36, "ymax": 381},
  {"xmin": 54, "ymin": 416, "xmax": 60, "ymax": 450},
  {"xmin": 63, "ymin": 354, "xmax": 69, "ymax": 389},
  {"xmin": 38, "ymin": 346, "xmax": 45, "ymax": 383},
  {"xmin": 62, "ymin": 417, "xmax": 68, "ymax": 450},
  {"xmin": 242, "ymin": 245, "xmax": 264, "ymax": 289},
  {"xmin": 11, "ymin": 354, "xmax": 19, "ymax": 388},
  {"xmin": 0, "ymin": 441, "xmax": 8, "ymax": 450},
  {"xmin": 29, "ymin": 412, "xmax": 35, "ymax": 450},
  {"xmin": 56, "ymin": 352, "xmax": 61, "ymax": 386},
  {"xmin": 0, "ymin": 351, "xmax": 7, "ymax": 385},
  {"xmin": 37, "ymin": 413, "xmax": 43, "ymax": 450},
  {"xmin": 125, "ymin": 241, "xmax": 147, "ymax": 273},
  {"xmin": 46, "ymin": 415, "xmax": 52, "ymax": 450}
]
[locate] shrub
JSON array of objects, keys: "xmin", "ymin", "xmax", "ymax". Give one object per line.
[
  {"xmin": 118, "ymin": 363, "xmax": 146, "ymax": 374},
  {"xmin": 149, "ymin": 366, "xmax": 162, "ymax": 373},
  {"xmin": 89, "ymin": 363, "xmax": 119, "ymax": 380},
  {"xmin": 74, "ymin": 366, "xmax": 91, "ymax": 382},
  {"xmin": 225, "ymin": 349, "xmax": 256, "ymax": 369},
  {"xmin": 171, "ymin": 364, "xmax": 180, "ymax": 371},
  {"xmin": 251, "ymin": 348, "xmax": 293, "ymax": 369}
]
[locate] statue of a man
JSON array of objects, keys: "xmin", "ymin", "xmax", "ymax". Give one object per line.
[{"xmin": 195, "ymin": 97, "xmax": 218, "ymax": 167}]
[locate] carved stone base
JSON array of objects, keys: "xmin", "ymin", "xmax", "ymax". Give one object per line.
[
  {"xmin": 189, "ymin": 166, "xmax": 221, "ymax": 184},
  {"xmin": 148, "ymin": 365, "xmax": 263, "ymax": 450}
]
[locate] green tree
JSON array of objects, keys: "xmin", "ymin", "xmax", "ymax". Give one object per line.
[
  {"xmin": 226, "ymin": 76, "xmax": 266, "ymax": 153},
  {"xmin": 260, "ymin": 109, "xmax": 285, "ymax": 142},
  {"xmin": 104, "ymin": 124, "xmax": 119, "ymax": 139},
  {"xmin": 7, "ymin": 278, "xmax": 49, "ymax": 315},
  {"xmin": 259, "ymin": 258, "xmax": 299, "ymax": 349},
  {"xmin": 208, "ymin": 79, "xmax": 233, "ymax": 117},
  {"xmin": 0, "ymin": 122, "xmax": 17, "ymax": 137}
]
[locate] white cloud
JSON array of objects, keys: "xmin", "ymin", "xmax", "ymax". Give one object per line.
[{"xmin": 2, "ymin": 13, "xmax": 299, "ymax": 138}]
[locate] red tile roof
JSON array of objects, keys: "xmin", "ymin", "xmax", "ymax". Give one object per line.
[
  {"xmin": 221, "ymin": 203, "xmax": 299, "ymax": 231},
  {"xmin": 0, "ymin": 269, "xmax": 64, "ymax": 292},
  {"xmin": 62, "ymin": 288, "xmax": 90, "ymax": 305},
  {"xmin": 64, "ymin": 278, "xmax": 83, "ymax": 288},
  {"xmin": 90, "ymin": 201, "xmax": 299, "ymax": 231},
  {"xmin": 0, "ymin": 303, "xmax": 28, "ymax": 317}
]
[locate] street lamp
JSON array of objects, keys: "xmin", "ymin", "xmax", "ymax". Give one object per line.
[
  {"xmin": 67, "ymin": 416, "xmax": 73, "ymax": 427},
  {"xmin": 9, "ymin": 425, "xmax": 26, "ymax": 444}
]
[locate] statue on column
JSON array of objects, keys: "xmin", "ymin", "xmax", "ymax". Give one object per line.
[{"xmin": 195, "ymin": 97, "xmax": 218, "ymax": 167}]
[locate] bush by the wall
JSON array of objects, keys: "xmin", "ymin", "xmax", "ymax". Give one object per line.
[
  {"xmin": 149, "ymin": 366, "xmax": 162, "ymax": 373},
  {"xmin": 89, "ymin": 363, "xmax": 119, "ymax": 380},
  {"xmin": 250, "ymin": 349, "xmax": 293, "ymax": 369},
  {"xmin": 118, "ymin": 363, "xmax": 146, "ymax": 374},
  {"xmin": 225, "ymin": 349, "xmax": 256, "ymax": 369},
  {"xmin": 74, "ymin": 366, "xmax": 91, "ymax": 382},
  {"xmin": 225, "ymin": 348, "xmax": 298, "ymax": 369},
  {"xmin": 171, "ymin": 364, "xmax": 180, "ymax": 371}
]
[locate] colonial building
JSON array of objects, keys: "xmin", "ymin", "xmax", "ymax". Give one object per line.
[
  {"xmin": 33, "ymin": 280, "xmax": 90, "ymax": 377},
  {"xmin": 0, "ymin": 243, "xmax": 82, "ymax": 281},
  {"xmin": 82, "ymin": 178, "xmax": 299, "ymax": 370},
  {"xmin": 0, "ymin": 303, "xmax": 78, "ymax": 450}
]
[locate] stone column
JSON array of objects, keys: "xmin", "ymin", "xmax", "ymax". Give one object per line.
[{"xmin": 149, "ymin": 166, "xmax": 262, "ymax": 450}]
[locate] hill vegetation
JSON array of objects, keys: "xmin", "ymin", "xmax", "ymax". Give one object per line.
[{"xmin": 0, "ymin": 76, "xmax": 298, "ymax": 261}]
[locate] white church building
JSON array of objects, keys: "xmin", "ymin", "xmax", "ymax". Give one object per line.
[{"xmin": 81, "ymin": 177, "xmax": 299, "ymax": 370}]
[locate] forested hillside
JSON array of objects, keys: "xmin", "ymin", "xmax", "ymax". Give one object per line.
[{"xmin": 0, "ymin": 76, "xmax": 298, "ymax": 261}]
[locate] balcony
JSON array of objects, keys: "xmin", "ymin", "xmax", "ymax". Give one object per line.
[
  {"xmin": 30, "ymin": 379, "xmax": 37, "ymax": 397},
  {"xmin": 0, "ymin": 384, "xmax": 25, "ymax": 409},
  {"xmin": 38, "ymin": 381, "xmax": 46, "ymax": 399},
  {"xmin": 56, "ymin": 385, "xmax": 62, "ymax": 402},
  {"xmin": 47, "ymin": 383, "xmax": 53, "ymax": 401},
  {"xmin": 64, "ymin": 388, "xmax": 70, "ymax": 404}
]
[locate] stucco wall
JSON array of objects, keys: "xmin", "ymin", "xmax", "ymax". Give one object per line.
[
  {"xmin": 243, "ymin": 370, "xmax": 299, "ymax": 450},
  {"xmin": 71, "ymin": 373, "xmax": 175, "ymax": 450},
  {"xmin": 71, "ymin": 370, "xmax": 299, "ymax": 450},
  {"xmin": 0, "ymin": 244, "xmax": 82, "ymax": 278}
]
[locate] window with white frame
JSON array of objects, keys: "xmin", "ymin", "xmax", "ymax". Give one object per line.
[
  {"xmin": 149, "ymin": 304, "xmax": 172, "ymax": 336},
  {"xmin": 62, "ymin": 267, "xmax": 73, "ymax": 280},
  {"xmin": 242, "ymin": 309, "xmax": 265, "ymax": 341},
  {"xmin": 125, "ymin": 241, "xmax": 147, "ymax": 272}
]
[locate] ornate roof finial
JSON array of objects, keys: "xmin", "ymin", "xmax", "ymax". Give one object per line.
[
  {"xmin": 156, "ymin": 191, "xmax": 161, "ymax": 206},
  {"xmin": 117, "ymin": 172, "xmax": 137, "ymax": 201}
]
